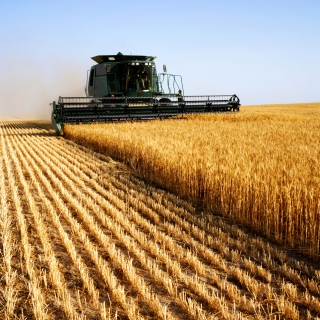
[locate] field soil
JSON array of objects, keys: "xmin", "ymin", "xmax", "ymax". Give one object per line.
[{"xmin": 0, "ymin": 117, "xmax": 320, "ymax": 319}]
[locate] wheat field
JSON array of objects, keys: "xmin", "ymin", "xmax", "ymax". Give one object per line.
[
  {"xmin": 64, "ymin": 103, "xmax": 320, "ymax": 260},
  {"xmin": 0, "ymin": 107, "xmax": 320, "ymax": 319}
]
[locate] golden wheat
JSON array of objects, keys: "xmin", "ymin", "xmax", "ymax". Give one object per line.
[
  {"xmin": 64, "ymin": 103, "xmax": 320, "ymax": 260},
  {"xmin": 0, "ymin": 148, "xmax": 18, "ymax": 319},
  {"xmin": 1, "ymin": 117, "xmax": 320, "ymax": 319}
]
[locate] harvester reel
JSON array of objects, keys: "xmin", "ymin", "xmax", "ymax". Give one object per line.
[{"xmin": 51, "ymin": 94, "xmax": 240, "ymax": 134}]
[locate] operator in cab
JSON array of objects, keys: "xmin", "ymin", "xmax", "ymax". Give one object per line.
[{"xmin": 138, "ymin": 66, "xmax": 149, "ymax": 90}]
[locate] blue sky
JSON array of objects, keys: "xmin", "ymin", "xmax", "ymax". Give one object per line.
[{"xmin": 0, "ymin": 0, "xmax": 319, "ymax": 118}]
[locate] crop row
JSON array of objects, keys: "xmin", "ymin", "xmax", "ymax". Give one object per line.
[{"xmin": 0, "ymin": 119, "xmax": 319, "ymax": 319}]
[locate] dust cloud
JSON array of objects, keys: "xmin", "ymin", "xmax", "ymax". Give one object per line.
[{"xmin": 0, "ymin": 56, "xmax": 87, "ymax": 120}]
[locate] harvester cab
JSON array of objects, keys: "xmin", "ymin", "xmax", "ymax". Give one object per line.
[
  {"xmin": 51, "ymin": 52, "xmax": 240, "ymax": 135},
  {"xmin": 85, "ymin": 52, "xmax": 183, "ymax": 98}
]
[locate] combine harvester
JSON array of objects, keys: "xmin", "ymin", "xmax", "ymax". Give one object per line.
[{"xmin": 52, "ymin": 52, "xmax": 240, "ymax": 135}]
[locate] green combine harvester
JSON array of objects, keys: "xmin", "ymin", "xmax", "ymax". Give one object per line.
[{"xmin": 52, "ymin": 52, "xmax": 240, "ymax": 135}]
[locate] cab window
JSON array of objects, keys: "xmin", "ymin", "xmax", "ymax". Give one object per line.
[
  {"xmin": 89, "ymin": 69, "xmax": 94, "ymax": 87},
  {"xmin": 126, "ymin": 64, "xmax": 152, "ymax": 91}
]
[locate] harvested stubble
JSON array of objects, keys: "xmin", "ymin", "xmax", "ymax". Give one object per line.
[
  {"xmin": 64, "ymin": 103, "xmax": 320, "ymax": 260},
  {"xmin": 1, "ymin": 117, "xmax": 320, "ymax": 319}
]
